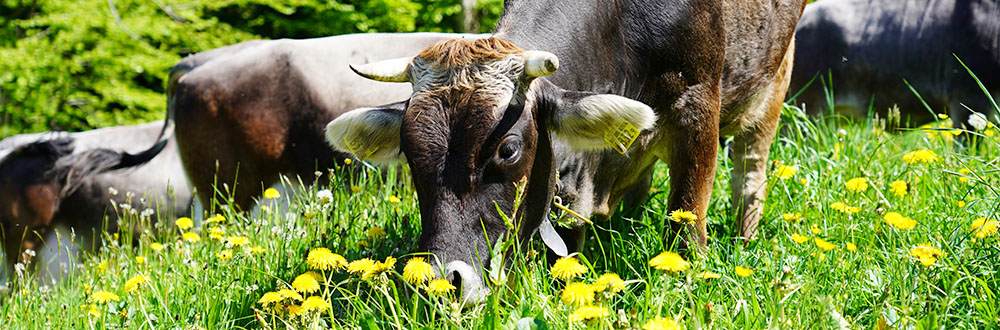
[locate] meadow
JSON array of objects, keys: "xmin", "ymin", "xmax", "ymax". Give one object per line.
[{"xmin": 1, "ymin": 98, "xmax": 998, "ymax": 329}]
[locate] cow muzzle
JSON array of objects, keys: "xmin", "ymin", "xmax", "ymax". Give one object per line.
[{"xmin": 438, "ymin": 260, "xmax": 490, "ymax": 306}]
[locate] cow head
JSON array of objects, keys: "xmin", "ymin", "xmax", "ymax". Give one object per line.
[{"xmin": 326, "ymin": 38, "xmax": 655, "ymax": 304}]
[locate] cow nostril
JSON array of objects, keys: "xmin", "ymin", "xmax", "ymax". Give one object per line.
[{"xmin": 449, "ymin": 271, "xmax": 463, "ymax": 295}]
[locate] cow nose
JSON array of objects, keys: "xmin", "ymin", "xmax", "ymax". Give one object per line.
[{"xmin": 444, "ymin": 260, "xmax": 489, "ymax": 306}]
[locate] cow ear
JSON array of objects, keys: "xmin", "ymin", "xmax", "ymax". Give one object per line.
[
  {"xmin": 325, "ymin": 102, "xmax": 406, "ymax": 164},
  {"xmin": 543, "ymin": 84, "xmax": 656, "ymax": 154}
]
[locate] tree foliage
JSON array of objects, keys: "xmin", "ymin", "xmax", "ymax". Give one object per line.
[{"xmin": 0, "ymin": 0, "xmax": 502, "ymax": 137}]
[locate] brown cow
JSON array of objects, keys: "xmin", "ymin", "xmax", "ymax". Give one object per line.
[{"xmin": 327, "ymin": 1, "xmax": 805, "ymax": 303}]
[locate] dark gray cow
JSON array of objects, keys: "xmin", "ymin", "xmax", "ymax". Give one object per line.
[
  {"xmin": 327, "ymin": 1, "xmax": 804, "ymax": 303},
  {"xmin": 0, "ymin": 122, "xmax": 191, "ymax": 280},
  {"xmin": 169, "ymin": 33, "xmax": 480, "ymax": 209},
  {"xmin": 791, "ymin": 0, "xmax": 1000, "ymax": 127}
]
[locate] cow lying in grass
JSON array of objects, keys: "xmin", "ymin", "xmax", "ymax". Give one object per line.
[
  {"xmin": 0, "ymin": 121, "xmax": 190, "ymax": 281},
  {"xmin": 327, "ymin": 0, "xmax": 805, "ymax": 304}
]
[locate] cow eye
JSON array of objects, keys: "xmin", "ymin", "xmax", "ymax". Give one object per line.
[{"xmin": 496, "ymin": 135, "xmax": 522, "ymax": 163}]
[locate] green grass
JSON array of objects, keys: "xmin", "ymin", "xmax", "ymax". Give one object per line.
[{"xmin": 1, "ymin": 103, "xmax": 999, "ymax": 329}]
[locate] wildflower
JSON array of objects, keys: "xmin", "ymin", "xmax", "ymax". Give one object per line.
[
  {"xmin": 91, "ymin": 290, "xmax": 120, "ymax": 304},
  {"xmin": 884, "ymin": 212, "xmax": 917, "ymax": 230},
  {"xmin": 845, "ymin": 177, "xmax": 869, "ymax": 193},
  {"xmin": 251, "ymin": 246, "xmax": 266, "ymax": 254},
  {"xmin": 734, "ymin": 266, "xmax": 753, "ymax": 278},
  {"xmin": 258, "ymin": 292, "xmax": 284, "ymax": 306},
  {"xmin": 669, "ymin": 209, "xmax": 698, "ymax": 224},
  {"xmin": 814, "ymin": 238, "xmax": 837, "ymax": 251},
  {"xmin": 593, "ymin": 273, "xmax": 625, "ymax": 293},
  {"xmin": 561, "ymin": 282, "xmax": 596, "ymax": 306},
  {"xmin": 697, "ymin": 271, "xmax": 722, "ymax": 280},
  {"xmin": 209, "ymin": 227, "xmax": 226, "ymax": 240},
  {"xmin": 97, "ymin": 260, "xmax": 109, "ymax": 274},
  {"xmin": 889, "ymin": 180, "xmax": 908, "ymax": 197},
  {"xmin": 367, "ymin": 227, "xmax": 386, "ymax": 240},
  {"xmin": 958, "ymin": 168, "xmax": 972, "ymax": 183},
  {"xmin": 957, "ymin": 201, "xmax": 967, "ymax": 208},
  {"xmin": 351, "ymin": 186, "xmax": 363, "ymax": 193},
  {"xmin": 909, "ymin": 244, "xmax": 945, "ymax": 266},
  {"xmin": 292, "ymin": 272, "xmax": 321, "ymax": 294},
  {"xmin": 183, "ymin": 232, "xmax": 201, "ymax": 242},
  {"xmin": 344, "ymin": 158, "xmax": 353, "ymax": 165},
  {"xmin": 175, "ymin": 217, "xmax": 194, "ymax": 230},
  {"xmin": 790, "ymin": 233, "xmax": 809, "ymax": 244},
  {"xmin": 277, "ymin": 288, "xmax": 303, "ymax": 302},
  {"xmin": 124, "ymin": 275, "xmax": 146, "ymax": 293},
  {"xmin": 205, "ymin": 214, "xmax": 226, "ymax": 223},
  {"xmin": 306, "ymin": 248, "xmax": 348, "ymax": 271},
  {"xmin": 263, "ymin": 188, "xmax": 281, "ymax": 199},
  {"xmin": 386, "ymin": 195, "xmax": 402, "ymax": 204},
  {"xmin": 902, "ymin": 149, "xmax": 939, "ymax": 164},
  {"xmin": 568, "ymin": 305, "xmax": 608, "ymax": 323},
  {"xmin": 774, "ymin": 164, "xmax": 798, "ymax": 180},
  {"xmin": 800, "ymin": 178, "xmax": 809, "ymax": 185},
  {"xmin": 374, "ymin": 256, "xmax": 396, "ymax": 273},
  {"xmin": 937, "ymin": 113, "xmax": 949, "ymax": 120},
  {"xmin": 426, "ymin": 278, "xmax": 456, "ymax": 296},
  {"xmin": 643, "ymin": 316, "xmax": 683, "ymax": 330},
  {"xmin": 971, "ymin": 218, "xmax": 999, "ymax": 238},
  {"xmin": 649, "ymin": 251, "xmax": 690, "ymax": 272},
  {"xmin": 287, "ymin": 305, "xmax": 304, "ymax": 317},
  {"xmin": 830, "ymin": 202, "xmax": 860, "ymax": 215},
  {"xmin": 782, "ymin": 213, "xmax": 802, "ymax": 222},
  {"xmin": 217, "ymin": 249, "xmax": 233, "ymax": 260},
  {"xmin": 82, "ymin": 304, "xmax": 100, "ymax": 317},
  {"xmin": 135, "ymin": 256, "xmax": 145, "ymax": 265},
  {"xmin": 300, "ymin": 296, "xmax": 331, "ymax": 313},
  {"xmin": 316, "ymin": 189, "xmax": 333, "ymax": 204},
  {"xmin": 226, "ymin": 236, "xmax": 250, "ymax": 247},
  {"xmin": 150, "ymin": 243, "xmax": 164, "ymax": 252},
  {"xmin": 846, "ymin": 242, "xmax": 857, "ymax": 251},
  {"xmin": 810, "ymin": 224, "xmax": 822, "ymax": 235},
  {"xmin": 551, "ymin": 256, "xmax": 589, "ymax": 280},
  {"xmin": 347, "ymin": 258, "xmax": 378, "ymax": 279},
  {"xmin": 403, "ymin": 257, "xmax": 434, "ymax": 285}
]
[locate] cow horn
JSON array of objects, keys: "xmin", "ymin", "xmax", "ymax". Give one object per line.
[
  {"xmin": 349, "ymin": 56, "xmax": 414, "ymax": 83},
  {"xmin": 523, "ymin": 51, "xmax": 559, "ymax": 77}
]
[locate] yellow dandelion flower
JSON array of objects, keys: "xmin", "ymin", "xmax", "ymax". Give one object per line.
[
  {"xmin": 560, "ymin": 282, "xmax": 596, "ymax": 306},
  {"xmin": 208, "ymin": 227, "xmax": 226, "ymax": 240},
  {"xmin": 183, "ymin": 232, "xmax": 200, "ymax": 242},
  {"xmin": 403, "ymin": 257, "xmax": 434, "ymax": 285},
  {"xmin": 814, "ymin": 238, "xmax": 837, "ymax": 251},
  {"xmin": 306, "ymin": 248, "xmax": 347, "ymax": 271},
  {"xmin": 971, "ymin": 218, "xmax": 999, "ymax": 238},
  {"xmin": 150, "ymin": 243, "xmax": 164, "ymax": 252},
  {"xmin": 909, "ymin": 244, "xmax": 944, "ymax": 266},
  {"xmin": 135, "ymin": 256, "xmax": 145, "ymax": 265},
  {"xmin": 782, "ymin": 212, "xmax": 802, "ymax": 222},
  {"xmin": 287, "ymin": 305, "xmax": 304, "ymax": 317},
  {"xmin": 774, "ymin": 164, "xmax": 798, "ymax": 180},
  {"xmin": 292, "ymin": 273, "xmax": 321, "ymax": 294},
  {"xmin": 937, "ymin": 113, "xmax": 949, "ymax": 120},
  {"xmin": 957, "ymin": 201, "xmax": 967, "ymax": 208},
  {"xmin": 374, "ymin": 256, "xmax": 396, "ymax": 273},
  {"xmin": 593, "ymin": 273, "xmax": 625, "ymax": 293},
  {"xmin": 217, "ymin": 249, "xmax": 233, "ymax": 260},
  {"xmin": 551, "ymin": 256, "xmax": 589, "ymax": 280},
  {"xmin": 845, "ymin": 177, "xmax": 869, "ymax": 193},
  {"xmin": 344, "ymin": 158, "xmax": 353, "ymax": 165},
  {"xmin": 251, "ymin": 246, "xmax": 266, "ymax": 254},
  {"xmin": 830, "ymin": 202, "xmax": 859, "ymax": 215},
  {"xmin": 790, "ymin": 233, "xmax": 809, "ymax": 244},
  {"xmin": 884, "ymin": 212, "xmax": 917, "ymax": 230},
  {"xmin": 124, "ymin": 275, "xmax": 146, "ymax": 293},
  {"xmin": 649, "ymin": 251, "xmax": 690, "ymax": 272},
  {"xmin": 367, "ymin": 227, "xmax": 386, "ymax": 240},
  {"xmin": 226, "ymin": 236, "xmax": 249, "ymax": 247},
  {"xmin": 846, "ymin": 242, "xmax": 857, "ymax": 251},
  {"xmin": 263, "ymin": 188, "xmax": 280, "ymax": 199},
  {"xmin": 669, "ymin": 209, "xmax": 698, "ymax": 224},
  {"xmin": 300, "ymin": 296, "xmax": 331, "ymax": 313},
  {"xmin": 800, "ymin": 178, "xmax": 809, "ymax": 185},
  {"xmin": 643, "ymin": 316, "xmax": 683, "ymax": 330},
  {"xmin": 347, "ymin": 258, "xmax": 378, "ymax": 279},
  {"xmin": 889, "ymin": 180, "xmax": 908, "ymax": 197},
  {"xmin": 902, "ymin": 149, "xmax": 939, "ymax": 164},
  {"xmin": 277, "ymin": 288, "xmax": 303, "ymax": 301},
  {"xmin": 257, "ymin": 291, "xmax": 283, "ymax": 306},
  {"xmin": 386, "ymin": 195, "xmax": 401, "ymax": 204},
  {"xmin": 175, "ymin": 217, "xmax": 193, "ymax": 230},
  {"xmin": 82, "ymin": 304, "xmax": 100, "ymax": 317},
  {"xmin": 426, "ymin": 278, "xmax": 456, "ymax": 296},
  {"xmin": 97, "ymin": 261, "xmax": 109, "ymax": 274},
  {"xmin": 351, "ymin": 186, "xmax": 362, "ymax": 193},
  {"xmin": 810, "ymin": 224, "xmax": 822, "ymax": 235},
  {"xmin": 205, "ymin": 214, "xmax": 226, "ymax": 223},
  {"xmin": 90, "ymin": 290, "xmax": 120, "ymax": 304},
  {"xmin": 696, "ymin": 271, "xmax": 722, "ymax": 280},
  {"xmin": 734, "ymin": 266, "xmax": 754, "ymax": 278},
  {"xmin": 567, "ymin": 305, "xmax": 608, "ymax": 323}
]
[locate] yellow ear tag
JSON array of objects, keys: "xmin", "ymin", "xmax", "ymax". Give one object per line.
[
  {"xmin": 343, "ymin": 136, "xmax": 379, "ymax": 161},
  {"xmin": 603, "ymin": 121, "xmax": 640, "ymax": 154}
]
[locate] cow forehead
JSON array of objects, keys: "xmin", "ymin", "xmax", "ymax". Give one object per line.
[{"xmin": 416, "ymin": 37, "xmax": 524, "ymax": 68}]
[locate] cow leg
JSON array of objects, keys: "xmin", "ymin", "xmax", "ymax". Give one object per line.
[
  {"xmin": 2, "ymin": 223, "xmax": 20, "ymax": 279},
  {"xmin": 663, "ymin": 85, "xmax": 722, "ymax": 248}
]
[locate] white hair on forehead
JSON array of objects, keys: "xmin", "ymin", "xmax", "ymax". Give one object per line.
[{"xmin": 409, "ymin": 54, "xmax": 525, "ymax": 118}]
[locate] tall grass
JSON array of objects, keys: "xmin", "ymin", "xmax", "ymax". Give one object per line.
[{"xmin": 1, "ymin": 102, "xmax": 998, "ymax": 329}]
